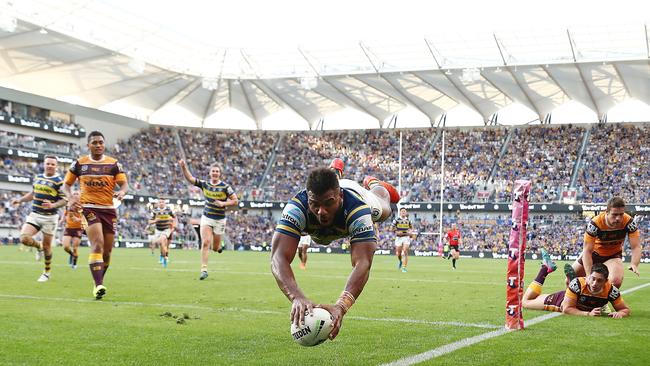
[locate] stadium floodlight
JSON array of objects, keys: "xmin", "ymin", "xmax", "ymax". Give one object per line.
[
  {"xmin": 0, "ymin": 14, "xmax": 17, "ymax": 32},
  {"xmin": 300, "ymin": 76, "xmax": 318, "ymax": 90},
  {"xmin": 202, "ymin": 78, "xmax": 220, "ymax": 90}
]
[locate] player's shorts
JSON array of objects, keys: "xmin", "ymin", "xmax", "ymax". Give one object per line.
[
  {"xmin": 154, "ymin": 228, "xmax": 172, "ymax": 240},
  {"xmin": 395, "ymin": 236, "xmax": 411, "ymax": 247},
  {"xmin": 578, "ymin": 251, "xmax": 623, "ymax": 264},
  {"xmin": 298, "ymin": 235, "xmax": 311, "ymax": 247},
  {"xmin": 200, "ymin": 215, "xmax": 226, "ymax": 235},
  {"xmin": 577, "ymin": 251, "xmax": 623, "ymax": 265},
  {"xmin": 82, "ymin": 207, "xmax": 117, "ymax": 234},
  {"xmin": 543, "ymin": 290, "xmax": 565, "ymax": 312},
  {"xmin": 64, "ymin": 228, "xmax": 83, "ymax": 238},
  {"xmin": 450, "ymin": 245, "xmax": 460, "ymax": 252},
  {"xmin": 25, "ymin": 212, "xmax": 58, "ymax": 235},
  {"xmin": 339, "ymin": 179, "xmax": 383, "ymax": 222}
]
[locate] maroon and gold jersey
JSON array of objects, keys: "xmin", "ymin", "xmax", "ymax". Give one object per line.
[
  {"xmin": 565, "ymin": 277, "xmax": 623, "ymax": 312},
  {"xmin": 64, "ymin": 155, "xmax": 127, "ymax": 209},
  {"xmin": 64, "ymin": 208, "xmax": 83, "ymax": 230},
  {"xmin": 584, "ymin": 212, "xmax": 639, "ymax": 257}
]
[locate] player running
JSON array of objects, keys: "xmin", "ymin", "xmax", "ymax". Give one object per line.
[
  {"xmin": 179, "ymin": 160, "xmax": 238, "ymax": 280},
  {"xmin": 61, "ymin": 191, "xmax": 83, "ymax": 269},
  {"xmin": 568, "ymin": 197, "xmax": 641, "ymax": 288},
  {"xmin": 271, "ymin": 163, "xmax": 399, "ymax": 340},
  {"xmin": 10, "ymin": 155, "xmax": 67, "ymax": 281},
  {"xmin": 149, "ymin": 199, "xmax": 177, "ymax": 268},
  {"xmin": 444, "ymin": 223, "xmax": 462, "ymax": 269},
  {"xmin": 393, "ymin": 207, "xmax": 412, "ymax": 273},
  {"xmin": 63, "ymin": 131, "xmax": 128, "ymax": 299},
  {"xmin": 523, "ymin": 250, "xmax": 629, "ymax": 318}
]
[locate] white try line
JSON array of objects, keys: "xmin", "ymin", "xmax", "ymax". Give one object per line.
[
  {"xmin": 0, "ymin": 293, "xmax": 501, "ymax": 330},
  {"xmin": 381, "ymin": 281, "xmax": 650, "ymax": 366}
]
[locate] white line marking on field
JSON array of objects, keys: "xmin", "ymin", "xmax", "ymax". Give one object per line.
[
  {"xmin": 381, "ymin": 282, "xmax": 650, "ymax": 366},
  {"xmin": 349, "ymin": 316, "xmax": 501, "ymax": 329},
  {"xmin": 0, "ymin": 294, "xmax": 501, "ymax": 329}
]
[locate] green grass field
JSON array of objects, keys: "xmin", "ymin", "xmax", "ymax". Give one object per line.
[{"xmin": 1, "ymin": 246, "xmax": 649, "ymax": 365}]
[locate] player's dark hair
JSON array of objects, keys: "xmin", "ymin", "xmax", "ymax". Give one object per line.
[
  {"xmin": 606, "ymin": 196, "xmax": 625, "ymax": 211},
  {"xmin": 591, "ymin": 263, "xmax": 609, "ymax": 279},
  {"xmin": 307, "ymin": 168, "xmax": 339, "ymax": 196},
  {"xmin": 43, "ymin": 155, "xmax": 58, "ymax": 161},
  {"xmin": 87, "ymin": 130, "xmax": 105, "ymax": 142}
]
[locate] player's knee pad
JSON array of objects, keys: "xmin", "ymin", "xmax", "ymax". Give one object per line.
[{"xmin": 19, "ymin": 234, "xmax": 32, "ymax": 244}]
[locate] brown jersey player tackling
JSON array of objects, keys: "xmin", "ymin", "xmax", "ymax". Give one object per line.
[
  {"xmin": 567, "ymin": 197, "xmax": 641, "ymax": 288},
  {"xmin": 64, "ymin": 131, "xmax": 128, "ymax": 299}
]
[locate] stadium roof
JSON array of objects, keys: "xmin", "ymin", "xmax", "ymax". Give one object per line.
[{"xmin": 2, "ymin": 1, "xmax": 650, "ymax": 129}]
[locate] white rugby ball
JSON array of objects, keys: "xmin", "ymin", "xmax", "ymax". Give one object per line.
[{"xmin": 290, "ymin": 307, "xmax": 334, "ymax": 347}]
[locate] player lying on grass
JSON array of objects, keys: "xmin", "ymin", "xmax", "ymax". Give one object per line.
[{"xmin": 522, "ymin": 249, "xmax": 630, "ymax": 318}]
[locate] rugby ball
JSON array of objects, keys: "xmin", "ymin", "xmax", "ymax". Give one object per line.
[{"xmin": 290, "ymin": 307, "xmax": 334, "ymax": 347}]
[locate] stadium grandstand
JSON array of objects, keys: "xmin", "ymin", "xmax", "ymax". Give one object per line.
[{"xmin": 1, "ymin": 1, "xmax": 649, "ymax": 365}]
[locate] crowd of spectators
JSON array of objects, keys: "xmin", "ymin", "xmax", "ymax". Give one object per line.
[
  {"xmin": 576, "ymin": 123, "xmax": 650, "ymax": 203},
  {"xmin": 268, "ymin": 129, "xmax": 433, "ymax": 201},
  {"xmin": 492, "ymin": 124, "xmax": 584, "ymax": 203},
  {"xmin": 409, "ymin": 128, "xmax": 507, "ymax": 202},
  {"xmin": 113, "ymin": 126, "xmax": 186, "ymax": 196},
  {"xmin": 179, "ymin": 129, "xmax": 278, "ymax": 201},
  {"xmin": 0, "ymin": 190, "xmax": 31, "ymax": 228}
]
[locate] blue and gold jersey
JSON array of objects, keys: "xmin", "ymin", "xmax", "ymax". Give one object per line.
[
  {"xmin": 32, "ymin": 174, "xmax": 65, "ymax": 215},
  {"xmin": 151, "ymin": 206, "xmax": 175, "ymax": 231},
  {"xmin": 275, "ymin": 188, "xmax": 377, "ymax": 245},
  {"xmin": 194, "ymin": 179, "xmax": 235, "ymax": 220},
  {"xmin": 393, "ymin": 217, "xmax": 411, "ymax": 236}
]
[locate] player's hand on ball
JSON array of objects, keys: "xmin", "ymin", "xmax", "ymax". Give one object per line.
[
  {"xmin": 290, "ymin": 297, "xmax": 314, "ymax": 326},
  {"xmin": 316, "ymin": 304, "xmax": 345, "ymax": 340},
  {"xmin": 588, "ymin": 308, "xmax": 601, "ymax": 317}
]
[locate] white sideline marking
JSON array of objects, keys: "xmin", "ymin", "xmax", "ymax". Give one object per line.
[
  {"xmin": 381, "ymin": 282, "xmax": 650, "ymax": 366},
  {"xmin": 0, "ymin": 294, "xmax": 501, "ymax": 329}
]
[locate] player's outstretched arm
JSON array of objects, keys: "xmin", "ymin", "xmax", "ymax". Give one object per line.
[
  {"xmin": 178, "ymin": 159, "xmax": 196, "ymax": 185},
  {"xmin": 271, "ymin": 231, "xmax": 312, "ymax": 326},
  {"xmin": 561, "ymin": 295, "xmax": 600, "ymax": 317},
  {"xmin": 610, "ymin": 298, "xmax": 630, "ymax": 318},
  {"xmin": 320, "ymin": 241, "xmax": 376, "ymax": 340},
  {"xmin": 10, "ymin": 191, "xmax": 33, "ymax": 206}
]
